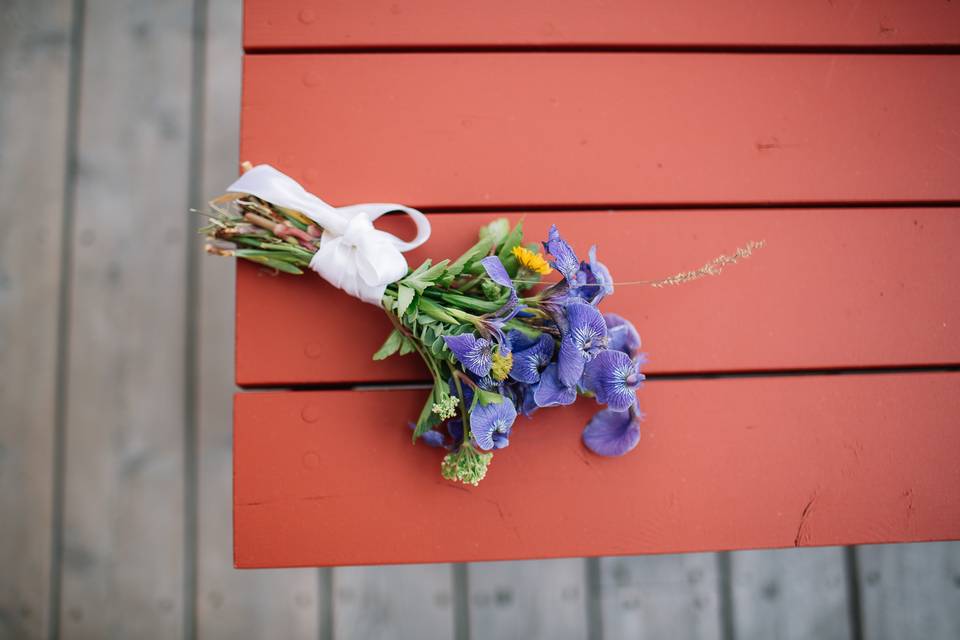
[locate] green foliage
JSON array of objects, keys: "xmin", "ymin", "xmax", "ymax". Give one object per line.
[
  {"xmin": 401, "ymin": 259, "xmax": 451, "ymax": 294},
  {"xmin": 372, "ymin": 329, "xmax": 403, "ymax": 360},
  {"xmin": 479, "ymin": 218, "xmax": 510, "ymax": 244},
  {"xmin": 497, "ymin": 222, "xmax": 523, "ymax": 258},
  {"xmin": 395, "ymin": 284, "xmax": 416, "ymax": 317},
  {"xmin": 412, "ymin": 383, "xmax": 444, "ymax": 441},
  {"xmin": 447, "ymin": 238, "xmax": 492, "ymax": 277},
  {"xmin": 233, "ymin": 250, "xmax": 304, "ymax": 274}
]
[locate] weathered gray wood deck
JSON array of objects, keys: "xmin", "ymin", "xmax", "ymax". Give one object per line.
[{"xmin": 1, "ymin": 1, "xmax": 958, "ymax": 638}]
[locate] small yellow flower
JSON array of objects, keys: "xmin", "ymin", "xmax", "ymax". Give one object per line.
[
  {"xmin": 490, "ymin": 351, "xmax": 514, "ymax": 381},
  {"xmin": 512, "ymin": 246, "xmax": 553, "ymax": 275}
]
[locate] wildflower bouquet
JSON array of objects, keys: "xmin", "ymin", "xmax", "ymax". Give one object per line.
[
  {"xmin": 204, "ymin": 164, "xmax": 761, "ymax": 486},
  {"xmin": 203, "ymin": 179, "xmax": 645, "ymax": 486}
]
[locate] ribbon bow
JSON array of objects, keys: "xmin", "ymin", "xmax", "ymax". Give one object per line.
[{"xmin": 226, "ymin": 165, "xmax": 431, "ymax": 305}]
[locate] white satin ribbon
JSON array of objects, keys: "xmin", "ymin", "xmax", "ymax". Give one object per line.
[{"xmin": 226, "ymin": 165, "xmax": 431, "ymax": 305}]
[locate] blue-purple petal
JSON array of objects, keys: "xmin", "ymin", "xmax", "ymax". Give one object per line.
[
  {"xmin": 543, "ymin": 225, "xmax": 580, "ymax": 281},
  {"xmin": 444, "ymin": 334, "xmax": 493, "ymax": 377},
  {"xmin": 509, "ymin": 334, "xmax": 555, "ymax": 384},
  {"xmin": 557, "ymin": 336, "xmax": 586, "ymax": 387},
  {"xmin": 583, "ymin": 349, "xmax": 644, "ymax": 412},
  {"xmin": 582, "ymin": 406, "xmax": 642, "ymax": 456},
  {"xmin": 575, "ymin": 245, "xmax": 614, "ymax": 304},
  {"xmin": 519, "ymin": 384, "xmax": 540, "ymax": 417},
  {"xmin": 480, "ymin": 255, "xmax": 513, "ymax": 288},
  {"xmin": 447, "ymin": 418, "xmax": 464, "ymax": 443},
  {"xmin": 470, "ymin": 398, "xmax": 517, "ymax": 451},
  {"xmin": 566, "ymin": 302, "xmax": 608, "ymax": 357},
  {"xmin": 534, "ymin": 363, "xmax": 577, "ymax": 407},
  {"xmin": 507, "ymin": 329, "xmax": 538, "ymax": 353},
  {"xmin": 420, "ymin": 430, "xmax": 447, "ymax": 448},
  {"xmin": 557, "ymin": 302, "xmax": 607, "ymax": 385},
  {"xmin": 604, "ymin": 313, "xmax": 641, "ymax": 357},
  {"xmin": 479, "ymin": 256, "xmax": 521, "ymax": 329}
]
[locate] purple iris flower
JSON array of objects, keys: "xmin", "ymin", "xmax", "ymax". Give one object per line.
[
  {"xmin": 604, "ymin": 313, "xmax": 641, "ymax": 358},
  {"xmin": 481, "ymin": 255, "xmax": 515, "ymax": 291},
  {"xmin": 471, "ymin": 398, "xmax": 517, "ymax": 450},
  {"xmin": 421, "ymin": 430, "xmax": 448, "ymax": 448},
  {"xmin": 447, "ymin": 418, "xmax": 464, "ymax": 444},
  {"xmin": 448, "ymin": 378, "xmax": 474, "ymax": 407},
  {"xmin": 479, "ymin": 256, "xmax": 521, "ymax": 353},
  {"xmin": 583, "ymin": 349, "xmax": 645, "ymax": 412},
  {"xmin": 543, "ymin": 225, "xmax": 580, "ymax": 282},
  {"xmin": 533, "ymin": 363, "xmax": 577, "ymax": 407},
  {"xmin": 509, "ymin": 334, "xmax": 555, "ymax": 384},
  {"xmin": 444, "ymin": 334, "xmax": 493, "ymax": 378},
  {"xmin": 582, "ymin": 403, "xmax": 643, "ymax": 457},
  {"xmin": 518, "ymin": 384, "xmax": 540, "ymax": 417},
  {"xmin": 557, "ymin": 302, "xmax": 608, "ymax": 386},
  {"xmin": 409, "ymin": 422, "xmax": 450, "ymax": 449},
  {"xmin": 508, "ymin": 329, "xmax": 538, "ymax": 353},
  {"xmin": 573, "ymin": 246, "xmax": 614, "ymax": 305}
]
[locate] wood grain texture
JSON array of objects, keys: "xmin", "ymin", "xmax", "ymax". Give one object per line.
[
  {"xmin": 858, "ymin": 542, "xmax": 960, "ymax": 640},
  {"xmin": 236, "ymin": 208, "xmax": 960, "ymax": 386},
  {"xmin": 241, "ymin": 54, "xmax": 960, "ymax": 208},
  {"xmin": 233, "ymin": 373, "xmax": 960, "ymax": 568},
  {"xmin": 467, "ymin": 559, "xmax": 587, "ymax": 640},
  {"xmin": 0, "ymin": 2, "xmax": 72, "ymax": 637},
  {"xmin": 730, "ymin": 547, "xmax": 851, "ymax": 640},
  {"xmin": 244, "ymin": 1, "xmax": 960, "ymax": 50},
  {"xmin": 332, "ymin": 564, "xmax": 454, "ymax": 640},
  {"xmin": 58, "ymin": 2, "xmax": 190, "ymax": 637},
  {"xmin": 598, "ymin": 553, "xmax": 720, "ymax": 640},
  {"xmin": 196, "ymin": 1, "xmax": 322, "ymax": 637}
]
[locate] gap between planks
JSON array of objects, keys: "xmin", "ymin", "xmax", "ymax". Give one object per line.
[
  {"xmin": 235, "ymin": 364, "xmax": 960, "ymax": 393},
  {"xmin": 243, "ymin": 45, "xmax": 960, "ymax": 55}
]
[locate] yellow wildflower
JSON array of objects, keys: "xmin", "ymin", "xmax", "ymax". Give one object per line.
[
  {"xmin": 512, "ymin": 246, "xmax": 553, "ymax": 275},
  {"xmin": 490, "ymin": 351, "xmax": 514, "ymax": 381}
]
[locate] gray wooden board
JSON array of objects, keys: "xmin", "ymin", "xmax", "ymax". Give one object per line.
[
  {"xmin": 195, "ymin": 0, "xmax": 323, "ymax": 636},
  {"xmin": 467, "ymin": 558, "xmax": 587, "ymax": 640},
  {"xmin": 57, "ymin": 1, "xmax": 192, "ymax": 637},
  {"xmin": 333, "ymin": 564, "xmax": 454, "ymax": 640},
  {"xmin": 599, "ymin": 553, "xmax": 721, "ymax": 640},
  {"xmin": 730, "ymin": 546, "xmax": 851, "ymax": 640},
  {"xmin": 0, "ymin": 1, "xmax": 72, "ymax": 638},
  {"xmin": 858, "ymin": 541, "xmax": 960, "ymax": 640}
]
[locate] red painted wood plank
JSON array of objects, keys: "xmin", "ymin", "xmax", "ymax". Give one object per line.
[
  {"xmin": 234, "ymin": 372, "xmax": 960, "ymax": 567},
  {"xmin": 235, "ymin": 208, "xmax": 960, "ymax": 386},
  {"xmin": 244, "ymin": 1, "xmax": 960, "ymax": 50},
  {"xmin": 241, "ymin": 54, "xmax": 960, "ymax": 207}
]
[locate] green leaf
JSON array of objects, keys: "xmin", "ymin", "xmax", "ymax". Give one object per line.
[
  {"xmin": 431, "ymin": 334, "xmax": 448, "ymax": 357},
  {"xmin": 440, "ymin": 291, "xmax": 503, "ymax": 313},
  {"xmin": 407, "ymin": 259, "xmax": 432, "ymax": 278},
  {"xmin": 418, "ymin": 297, "xmax": 459, "ymax": 324},
  {"xmin": 476, "ymin": 389, "xmax": 504, "ymax": 406},
  {"xmin": 479, "ymin": 218, "xmax": 510, "ymax": 244},
  {"xmin": 419, "ymin": 259, "xmax": 450, "ymax": 282},
  {"xmin": 497, "ymin": 221, "xmax": 524, "ymax": 262},
  {"xmin": 413, "ymin": 385, "xmax": 443, "ymax": 441},
  {"xmin": 372, "ymin": 329, "xmax": 403, "ymax": 360},
  {"xmin": 401, "ymin": 259, "xmax": 450, "ymax": 294},
  {"xmin": 448, "ymin": 238, "xmax": 493, "ymax": 276},
  {"xmin": 234, "ymin": 252, "xmax": 304, "ymax": 275},
  {"xmin": 395, "ymin": 284, "xmax": 415, "ymax": 317},
  {"xmin": 420, "ymin": 324, "xmax": 436, "ymax": 345},
  {"xmin": 398, "ymin": 336, "xmax": 417, "ymax": 356}
]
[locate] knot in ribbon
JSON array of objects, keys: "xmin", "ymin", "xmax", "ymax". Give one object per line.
[{"xmin": 226, "ymin": 165, "xmax": 431, "ymax": 305}]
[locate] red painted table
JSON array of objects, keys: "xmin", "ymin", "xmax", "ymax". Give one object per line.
[{"xmin": 234, "ymin": 0, "xmax": 960, "ymax": 568}]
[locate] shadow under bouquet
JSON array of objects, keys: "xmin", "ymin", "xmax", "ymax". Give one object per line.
[{"xmin": 204, "ymin": 194, "xmax": 646, "ymax": 486}]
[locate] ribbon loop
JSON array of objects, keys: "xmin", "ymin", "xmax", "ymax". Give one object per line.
[{"xmin": 226, "ymin": 165, "xmax": 431, "ymax": 305}]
